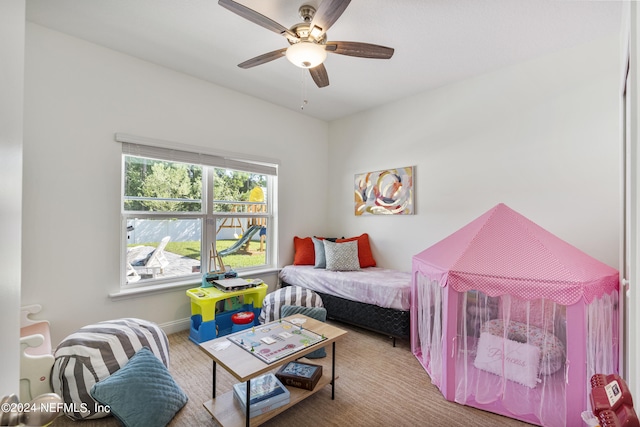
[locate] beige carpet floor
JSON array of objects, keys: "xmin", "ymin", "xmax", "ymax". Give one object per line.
[{"xmin": 50, "ymin": 321, "xmax": 533, "ymax": 427}]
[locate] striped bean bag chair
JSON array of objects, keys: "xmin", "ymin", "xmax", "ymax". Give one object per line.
[
  {"xmin": 51, "ymin": 318, "xmax": 170, "ymax": 420},
  {"xmin": 259, "ymin": 286, "xmax": 324, "ymax": 324}
]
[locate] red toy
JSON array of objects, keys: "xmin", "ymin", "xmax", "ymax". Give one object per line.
[
  {"xmin": 231, "ymin": 311, "xmax": 255, "ymax": 325},
  {"xmin": 590, "ymin": 374, "xmax": 639, "ymax": 427}
]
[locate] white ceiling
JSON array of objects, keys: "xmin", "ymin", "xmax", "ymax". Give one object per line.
[{"xmin": 25, "ymin": 0, "xmax": 623, "ymax": 122}]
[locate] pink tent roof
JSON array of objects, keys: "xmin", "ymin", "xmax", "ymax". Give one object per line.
[{"xmin": 412, "ymin": 203, "xmax": 618, "ymax": 305}]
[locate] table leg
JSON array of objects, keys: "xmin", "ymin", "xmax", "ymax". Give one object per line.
[
  {"xmin": 246, "ymin": 378, "xmax": 251, "ymax": 427},
  {"xmin": 331, "ymin": 341, "xmax": 336, "ymax": 400},
  {"xmin": 212, "ymin": 360, "xmax": 217, "ymax": 398}
]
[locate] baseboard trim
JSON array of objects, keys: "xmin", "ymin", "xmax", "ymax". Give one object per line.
[{"xmin": 159, "ymin": 317, "xmax": 191, "ymax": 335}]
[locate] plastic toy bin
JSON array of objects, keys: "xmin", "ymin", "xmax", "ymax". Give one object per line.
[{"xmin": 186, "ymin": 283, "xmax": 267, "ymax": 343}]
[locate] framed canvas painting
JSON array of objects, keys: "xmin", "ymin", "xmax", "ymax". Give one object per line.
[{"xmin": 354, "ymin": 166, "xmax": 414, "ymax": 215}]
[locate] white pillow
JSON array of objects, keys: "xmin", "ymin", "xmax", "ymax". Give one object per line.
[
  {"xmin": 473, "ymin": 332, "xmax": 541, "ymax": 388},
  {"xmin": 323, "ymin": 240, "xmax": 360, "ymax": 271}
]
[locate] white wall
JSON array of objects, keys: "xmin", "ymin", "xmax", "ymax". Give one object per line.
[
  {"xmin": 328, "ymin": 34, "xmax": 621, "ymax": 272},
  {"xmin": 22, "ymin": 24, "xmax": 329, "ymax": 345},
  {"xmin": 0, "ymin": 1, "xmax": 24, "ymax": 397}
]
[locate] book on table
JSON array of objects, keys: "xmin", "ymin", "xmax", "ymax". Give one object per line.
[
  {"xmin": 276, "ymin": 361, "xmax": 323, "ymax": 391},
  {"xmin": 232, "ymin": 373, "xmax": 290, "ymax": 417}
]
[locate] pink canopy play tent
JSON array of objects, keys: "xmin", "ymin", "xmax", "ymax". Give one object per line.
[{"xmin": 411, "ymin": 203, "xmax": 619, "ymax": 426}]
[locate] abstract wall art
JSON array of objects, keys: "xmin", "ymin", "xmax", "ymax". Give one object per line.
[{"xmin": 354, "ymin": 166, "xmax": 414, "ymax": 215}]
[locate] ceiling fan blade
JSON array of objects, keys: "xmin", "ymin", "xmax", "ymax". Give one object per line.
[
  {"xmin": 325, "ymin": 41, "xmax": 394, "ymax": 59},
  {"xmin": 238, "ymin": 48, "xmax": 287, "ymax": 69},
  {"xmin": 309, "ymin": 64, "xmax": 330, "ymax": 88},
  {"xmin": 309, "ymin": 0, "xmax": 351, "ymax": 39},
  {"xmin": 218, "ymin": 0, "xmax": 298, "ymax": 40}
]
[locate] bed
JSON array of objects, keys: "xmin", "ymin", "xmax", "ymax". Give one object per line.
[{"xmin": 279, "ymin": 265, "xmax": 411, "ymax": 345}]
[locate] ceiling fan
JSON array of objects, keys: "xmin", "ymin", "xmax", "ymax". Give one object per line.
[{"xmin": 218, "ymin": 0, "xmax": 394, "ymax": 88}]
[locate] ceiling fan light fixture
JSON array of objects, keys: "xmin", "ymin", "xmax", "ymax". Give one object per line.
[{"xmin": 285, "ymin": 42, "xmax": 327, "ymax": 69}]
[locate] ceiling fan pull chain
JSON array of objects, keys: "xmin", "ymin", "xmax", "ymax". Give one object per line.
[{"xmin": 300, "ymin": 68, "xmax": 309, "ymax": 110}]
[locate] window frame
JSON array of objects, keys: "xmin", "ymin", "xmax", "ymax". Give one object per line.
[{"xmin": 118, "ymin": 133, "xmax": 278, "ymax": 289}]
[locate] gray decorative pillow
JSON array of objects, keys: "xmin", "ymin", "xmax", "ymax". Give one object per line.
[
  {"xmin": 323, "ymin": 240, "xmax": 360, "ymax": 271},
  {"xmin": 312, "ymin": 237, "xmax": 326, "ymax": 269}
]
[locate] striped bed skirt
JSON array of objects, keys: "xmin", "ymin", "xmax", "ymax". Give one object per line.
[{"xmin": 51, "ymin": 318, "xmax": 169, "ymax": 420}]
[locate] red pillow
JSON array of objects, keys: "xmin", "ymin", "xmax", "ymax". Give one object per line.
[
  {"xmin": 337, "ymin": 233, "xmax": 376, "ymax": 268},
  {"xmin": 293, "ymin": 236, "xmax": 315, "ymax": 265}
]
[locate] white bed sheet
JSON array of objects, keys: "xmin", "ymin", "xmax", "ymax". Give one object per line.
[{"xmin": 279, "ymin": 265, "xmax": 411, "ymax": 311}]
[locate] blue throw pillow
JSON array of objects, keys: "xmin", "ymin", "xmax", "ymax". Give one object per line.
[
  {"xmin": 312, "ymin": 237, "xmax": 327, "ymax": 268},
  {"xmin": 90, "ymin": 347, "xmax": 188, "ymax": 427},
  {"xmin": 312, "ymin": 237, "xmax": 340, "ymax": 269},
  {"xmin": 280, "ymin": 305, "xmax": 327, "ymax": 358}
]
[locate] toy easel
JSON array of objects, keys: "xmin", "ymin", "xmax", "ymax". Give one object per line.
[
  {"xmin": 206, "ymin": 244, "xmax": 242, "ymax": 312},
  {"xmin": 209, "ymin": 243, "xmax": 226, "ymax": 274}
]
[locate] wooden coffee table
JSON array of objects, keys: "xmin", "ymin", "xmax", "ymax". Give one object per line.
[{"xmin": 199, "ymin": 314, "xmax": 348, "ymax": 427}]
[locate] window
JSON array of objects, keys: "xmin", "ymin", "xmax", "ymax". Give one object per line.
[{"xmin": 119, "ymin": 135, "xmax": 277, "ymax": 288}]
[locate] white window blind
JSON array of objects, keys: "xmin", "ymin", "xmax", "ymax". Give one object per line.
[{"xmin": 115, "ymin": 133, "xmax": 278, "ymax": 176}]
